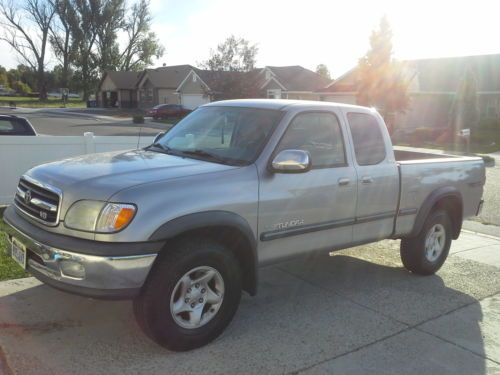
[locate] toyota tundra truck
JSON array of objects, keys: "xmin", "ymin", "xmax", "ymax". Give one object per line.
[{"xmin": 3, "ymin": 99, "xmax": 485, "ymax": 351}]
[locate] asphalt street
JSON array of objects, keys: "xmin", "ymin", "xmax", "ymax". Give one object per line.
[
  {"xmin": 0, "ymin": 232, "xmax": 499, "ymax": 374},
  {"xmin": 0, "ymin": 107, "xmax": 166, "ymax": 136}
]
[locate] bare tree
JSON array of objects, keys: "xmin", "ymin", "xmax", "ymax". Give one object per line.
[{"xmin": 0, "ymin": 0, "xmax": 56, "ymax": 99}]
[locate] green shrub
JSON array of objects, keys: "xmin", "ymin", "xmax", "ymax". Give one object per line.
[
  {"xmin": 133, "ymin": 115, "xmax": 145, "ymax": 124},
  {"xmin": 12, "ymin": 81, "xmax": 32, "ymax": 95}
]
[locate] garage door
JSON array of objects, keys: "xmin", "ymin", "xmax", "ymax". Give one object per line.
[{"xmin": 181, "ymin": 94, "xmax": 209, "ymax": 110}]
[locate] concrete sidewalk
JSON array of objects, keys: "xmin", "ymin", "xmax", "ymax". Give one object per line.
[{"xmin": 0, "ymin": 232, "xmax": 499, "ymax": 375}]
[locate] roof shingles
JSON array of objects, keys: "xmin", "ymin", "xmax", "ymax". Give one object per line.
[
  {"xmin": 266, "ymin": 66, "xmax": 332, "ymax": 91},
  {"xmin": 104, "ymin": 71, "xmax": 141, "ymax": 90}
]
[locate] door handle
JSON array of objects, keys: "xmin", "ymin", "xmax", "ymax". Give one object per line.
[
  {"xmin": 361, "ymin": 176, "xmax": 374, "ymax": 184},
  {"xmin": 338, "ymin": 178, "xmax": 350, "ymax": 186}
]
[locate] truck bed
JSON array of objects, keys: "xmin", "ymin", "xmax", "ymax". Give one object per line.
[
  {"xmin": 393, "ymin": 148, "xmax": 485, "ymax": 237},
  {"xmin": 394, "ymin": 149, "xmax": 459, "ymax": 161}
]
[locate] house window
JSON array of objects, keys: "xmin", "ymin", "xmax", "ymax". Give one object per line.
[
  {"xmin": 192, "ymin": 74, "xmax": 197, "ymax": 82},
  {"xmin": 265, "ymin": 69, "xmax": 271, "ymax": 80}
]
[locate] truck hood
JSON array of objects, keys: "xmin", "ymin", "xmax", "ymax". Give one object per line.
[{"xmin": 27, "ymin": 149, "xmax": 237, "ymax": 205}]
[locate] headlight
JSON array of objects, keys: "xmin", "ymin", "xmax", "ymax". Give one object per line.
[
  {"xmin": 64, "ymin": 200, "xmax": 105, "ymax": 231},
  {"xmin": 65, "ymin": 201, "xmax": 136, "ymax": 233}
]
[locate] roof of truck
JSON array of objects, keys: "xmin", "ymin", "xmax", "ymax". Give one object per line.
[{"xmin": 203, "ymin": 99, "xmax": 372, "ymax": 112}]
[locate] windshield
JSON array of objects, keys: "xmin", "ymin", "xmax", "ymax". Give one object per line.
[{"xmin": 151, "ymin": 106, "xmax": 283, "ymax": 165}]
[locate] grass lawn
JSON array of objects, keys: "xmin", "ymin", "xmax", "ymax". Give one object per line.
[
  {"xmin": 0, "ymin": 213, "xmax": 29, "ymax": 281},
  {"xmin": 0, "ymin": 96, "xmax": 85, "ymax": 108}
]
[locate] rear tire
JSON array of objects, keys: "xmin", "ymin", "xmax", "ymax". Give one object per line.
[
  {"xmin": 400, "ymin": 210, "xmax": 452, "ymax": 275},
  {"xmin": 133, "ymin": 237, "xmax": 242, "ymax": 351}
]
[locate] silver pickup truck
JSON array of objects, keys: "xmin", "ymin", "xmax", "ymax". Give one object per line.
[{"xmin": 3, "ymin": 99, "xmax": 485, "ymax": 351}]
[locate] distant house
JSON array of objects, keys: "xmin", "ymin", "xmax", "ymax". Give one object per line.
[
  {"xmin": 97, "ymin": 64, "xmax": 332, "ymax": 109},
  {"xmin": 323, "ymin": 54, "xmax": 500, "ymax": 129},
  {"xmin": 256, "ymin": 66, "xmax": 332, "ymax": 100},
  {"xmin": 136, "ymin": 65, "xmax": 215, "ymax": 109},
  {"xmin": 98, "ymin": 71, "xmax": 141, "ymax": 108}
]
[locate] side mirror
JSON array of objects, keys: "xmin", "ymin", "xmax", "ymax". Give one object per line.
[
  {"xmin": 153, "ymin": 131, "xmax": 166, "ymax": 144},
  {"xmin": 271, "ymin": 149, "xmax": 311, "ymax": 173}
]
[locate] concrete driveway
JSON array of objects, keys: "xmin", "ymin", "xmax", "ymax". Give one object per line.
[{"xmin": 1, "ymin": 232, "xmax": 499, "ymax": 374}]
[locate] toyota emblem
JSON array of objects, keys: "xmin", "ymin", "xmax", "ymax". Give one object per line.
[{"xmin": 24, "ymin": 190, "xmax": 32, "ymax": 204}]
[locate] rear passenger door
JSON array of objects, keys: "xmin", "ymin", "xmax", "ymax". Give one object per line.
[{"xmin": 345, "ymin": 112, "xmax": 399, "ymax": 242}]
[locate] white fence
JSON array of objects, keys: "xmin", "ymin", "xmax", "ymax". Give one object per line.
[{"xmin": 0, "ymin": 132, "xmax": 154, "ymax": 206}]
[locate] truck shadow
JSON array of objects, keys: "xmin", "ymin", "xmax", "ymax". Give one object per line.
[{"xmin": 0, "ymin": 252, "xmax": 493, "ymax": 374}]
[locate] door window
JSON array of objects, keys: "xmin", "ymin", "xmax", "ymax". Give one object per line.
[
  {"xmin": 276, "ymin": 112, "xmax": 346, "ymax": 168},
  {"xmin": 347, "ymin": 113, "xmax": 386, "ymax": 165}
]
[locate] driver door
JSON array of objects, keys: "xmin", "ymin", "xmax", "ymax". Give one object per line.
[{"xmin": 257, "ymin": 111, "xmax": 357, "ymax": 264}]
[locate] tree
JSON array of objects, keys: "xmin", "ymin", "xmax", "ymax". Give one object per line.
[
  {"xmin": 0, "ymin": 0, "xmax": 56, "ymax": 99},
  {"xmin": 0, "ymin": 65, "xmax": 9, "ymax": 88},
  {"xmin": 54, "ymin": 0, "xmax": 163, "ymax": 99},
  {"xmin": 95, "ymin": 0, "xmax": 125, "ymax": 72},
  {"xmin": 356, "ymin": 16, "xmax": 410, "ymax": 130},
  {"xmin": 201, "ymin": 35, "xmax": 258, "ymax": 72},
  {"xmin": 61, "ymin": 0, "xmax": 126, "ymax": 100},
  {"xmin": 450, "ymin": 67, "xmax": 479, "ymax": 130},
  {"xmin": 119, "ymin": 0, "xmax": 164, "ymax": 71},
  {"xmin": 316, "ymin": 64, "xmax": 331, "ymax": 80},
  {"xmin": 200, "ymin": 35, "xmax": 259, "ymax": 99},
  {"xmin": 50, "ymin": 0, "xmax": 77, "ymax": 88},
  {"xmin": 62, "ymin": 0, "xmax": 99, "ymax": 100},
  {"xmin": 449, "ymin": 67, "xmax": 479, "ymax": 149}
]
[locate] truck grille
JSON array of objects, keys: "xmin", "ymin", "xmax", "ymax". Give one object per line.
[{"xmin": 14, "ymin": 176, "xmax": 62, "ymax": 226}]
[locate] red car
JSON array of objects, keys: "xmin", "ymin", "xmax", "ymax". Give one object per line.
[{"xmin": 146, "ymin": 104, "xmax": 191, "ymax": 119}]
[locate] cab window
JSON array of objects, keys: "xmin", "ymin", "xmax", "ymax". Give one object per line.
[{"xmin": 347, "ymin": 113, "xmax": 386, "ymax": 165}]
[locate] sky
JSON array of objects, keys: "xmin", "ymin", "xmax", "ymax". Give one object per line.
[{"xmin": 0, "ymin": 0, "xmax": 498, "ymax": 78}]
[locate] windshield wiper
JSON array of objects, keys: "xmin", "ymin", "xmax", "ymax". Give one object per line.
[
  {"xmin": 178, "ymin": 149, "xmax": 231, "ymax": 164},
  {"xmin": 144, "ymin": 143, "xmax": 172, "ymax": 153}
]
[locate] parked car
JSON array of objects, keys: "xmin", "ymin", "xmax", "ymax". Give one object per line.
[
  {"xmin": 146, "ymin": 104, "xmax": 191, "ymax": 119},
  {"xmin": 0, "ymin": 115, "xmax": 36, "ymax": 136},
  {"xmin": 3, "ymin": 100, "xmax": 485, "ymax": 351}
]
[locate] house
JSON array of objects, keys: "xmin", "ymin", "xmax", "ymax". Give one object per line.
[
  {"xmin": 136, "ymin": 65, "xmax": 214, "ymax": 109},
  {"xmin": 256, "ymin": 66, "xmax": 332, "ymax": 100},
  {"xmin": 97, "ymin": 71, "xmax": 141, "ymax": 108},
  {"xmin": 323, "ymin": 54, "xmax": 500, "ymax": 129},
  {"xmin": 97, "ymin": 65, "xmax": 211, "ymax": 109},
  {"xmin": 97, "ymin": 64, "xmax": 332, "ymax": 109}
]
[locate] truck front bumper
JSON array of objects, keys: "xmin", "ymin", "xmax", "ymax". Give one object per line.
[{"xmin": 3, "ymin": 206, "xmax": 159, "ymax": 299}]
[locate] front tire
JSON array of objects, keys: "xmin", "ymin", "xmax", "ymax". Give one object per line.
[
  {"xmin": 400, "ymin": 210, "xmax": 452, "ymax": 275},
  {"xmin": 133, "ymin": 238, "xmax": 242, "ymax": 351}
]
